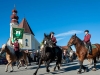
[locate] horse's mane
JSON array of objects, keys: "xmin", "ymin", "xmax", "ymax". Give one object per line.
[
  {"xmin": 2, "ymin": 44, "xmax": 15, "ymax": 54},
  {"xmin": 75, "ymin": 35, "xmax": 84, "ymax": 46}
]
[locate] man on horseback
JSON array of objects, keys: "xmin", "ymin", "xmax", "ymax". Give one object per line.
[
  {"xmin": 11, "ymin": 38, "xmax": 20, "ymax": 60},
  {"xmin": 50, "ymin": 32, "xmax": 57, "ymax": 46},
  {"xmin": 83, "ymin": 30, "xmax": 92, "ymax": 55},
  {"xmin": 50, "ymin": 32, "xmax": 59, "ymax": 56}
]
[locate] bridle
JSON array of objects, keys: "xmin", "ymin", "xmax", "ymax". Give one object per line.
[
  {"xmin": 68, "ymin": 36, "xmax": 77, "ymax": 47},
  {"xmin": 43, "ymin": 39, "xmax": 53, "ymax": 48}
]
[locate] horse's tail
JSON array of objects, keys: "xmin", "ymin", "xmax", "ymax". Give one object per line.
[{"xmin": 94, "ymin": 44, "xmax": 100, "ymax": 58}]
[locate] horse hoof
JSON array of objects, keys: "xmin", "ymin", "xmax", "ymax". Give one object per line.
[
  {"xmin": 5, "ymin": 70, "xmax": 8, "ymax": 72},
  {"xmin": 77, "ymin": 71, "xmax": 81, "ymax": 74},
  {"xmin": 33, "ymin": 73, "xmax": 36, "ymax": 75},
  {"xmin": 92, "ymin": 68, "xmax": 96, "ymax": 71},
  {"xmin": 47, "ymin": 70, "xmax": 50, "ymax": 72},
  {"xmin": 58, "ymin": 66, "xmax": 60, "ymax": 70},
  {"xmin": 10, "ymin": 70, "xmax": 13, "ymax": 72},
  {"xmin": 84, "ymin": 68, "xmax": 88, "ymax": 72},
  {"xmin": 25, "ymin": 67, "xmax": 27, "ymax": 69}
]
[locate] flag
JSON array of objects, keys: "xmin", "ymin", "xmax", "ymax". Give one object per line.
[{"xmin": 13, "ymin": 28, "xmax": 24, "ymax": 39}]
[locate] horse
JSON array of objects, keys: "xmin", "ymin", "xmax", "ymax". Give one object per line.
[
  {"xmin": 33, "ymin": 33, "xmax": 62, "ymax": 75},
  {"xmin": 0, "ymin": 44, "xmax": 28, "ymax": 72},
  {"xmin": 67, "ymin": 34, "xmax": 100, "ymax": 74}
]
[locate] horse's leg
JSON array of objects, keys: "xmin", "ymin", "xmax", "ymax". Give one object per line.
[
  {"xmin": 57, "ymin": 59, "xmax": 62, "ymax": 70},
  {"xmin": 17, "ymin": 60, "xmax": 21, "ymax": 69},
  {"xmin": 77, "ymin": 60, "xmax": 83, "ymax": 74},
  {"xmin": 78, "ymin": 59, "xmax": 88, "ymax": 74},
  {"xmin": 82, "ymin": 65, "xmax": 88, "ymax": 72},
  {"xmin": 46, "ymin": 60, "xmax": 51, "ymax": 72},
  {"xmin": 92, "ymin": 57, "xmax": 96, "ymax": 71},
  {"xmin": 53, "ymin": 56, "xmax": 61, "ymax": 71},
  {"xmin": 10, "ymin": 62, "xmax": 13, "ymax": 72},
  {"xmin": 53, "ymin": 61, "xmax": 58, "ymax": 71},
  {"xmin": 58, "ymin": 54, "xmax": 62, "ymax": 70},
  {"xmin": 24, "ymin": 57, "xmax": 28, "ymax": 69},
  {"xmin": 5, "ymin": 62, "xmax": 11, "ymax": 72},
  {"xmin": 56, "ymin": 58, "xmax": 62, "ymax": 70},
  {"xmin": 56, "ymin": 52, "xmax": 62, "ymax": 70},
  {"xmin": 33, "ymin": 59, "xmax": 42, "ymax": 75}
]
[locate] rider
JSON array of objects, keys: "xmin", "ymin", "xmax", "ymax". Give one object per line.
[
  {"xmin": 50, "ymin": 32, "xmax": 58, "ymax": 56},
  {"xmin": 50, "ymin": 32, "xmax": 57, "ymax": 46},
  {"xmin": 11, "ymin": 38, "xmax": 20, "ymax": 60},
  {"xmin": 83, "ymin": 30, "xmax": 92, "ymax": 55}
]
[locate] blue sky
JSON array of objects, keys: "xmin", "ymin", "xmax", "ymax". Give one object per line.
[{"xmin": 0, "ymin": 0, "xmax": 100, "ymax": 50}]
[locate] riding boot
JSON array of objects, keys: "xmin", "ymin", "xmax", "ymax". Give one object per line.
[{"xmin": 89, "ymin": 46, "xmax": 92, "ymax": 55}]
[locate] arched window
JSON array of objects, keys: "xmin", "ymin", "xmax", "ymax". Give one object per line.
[{"xmin": 25, "ymin": 39, "xmax": 28, "ymax": 46}]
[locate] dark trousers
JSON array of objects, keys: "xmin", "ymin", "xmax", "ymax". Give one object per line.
[
  {"xmin": 86, "ymin": 42, "xmax": 92, "ymax": 53},
  {"xmin": 15, "ymin": 50, "xmax": 19, "ymax": 59}
]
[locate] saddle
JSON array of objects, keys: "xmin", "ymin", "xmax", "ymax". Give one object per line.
[
  {"xmin": 85, "ymin": 44, "xmax": 96, "ymax": 49},
  {"xmin": 84, "ymin": 43, "xmax": 96, "ymax": 55}
]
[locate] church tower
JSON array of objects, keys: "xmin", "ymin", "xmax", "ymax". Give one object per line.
[{"xmin": 10, "ymin": 6, "xmax": 19, "ymax": 38}]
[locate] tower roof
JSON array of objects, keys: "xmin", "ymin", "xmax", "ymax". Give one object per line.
[
  {"xmin": 18, "ymin": 18, "xmax": 34, "ymax": 35},
  {"xmin": 10, "ymin": 6, "xmax": 19, "ymax": 23}
]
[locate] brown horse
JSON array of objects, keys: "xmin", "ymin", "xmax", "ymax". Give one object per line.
[
  {"xmin": 67, "ymin": 34, "xmax": 100, "ymax": 74},
  {"xmin": 0, "ymin": 44, "xmax": 28, "ymax": 72}
]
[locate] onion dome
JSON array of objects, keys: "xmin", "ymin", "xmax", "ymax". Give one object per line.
[{"xmin": 10, "ymin": 7, "xmax": 19, "ymax": 23}]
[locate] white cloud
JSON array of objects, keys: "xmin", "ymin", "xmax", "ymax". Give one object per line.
[
  {"xmin": 71, "ymin": 46, "xmax": 76, "ymax": 51},
  {"xmin": 56, "ymin": 37, "xmax": 65, "ymax": 41},
  {"xmin": 55, "ymin": 30, "xmax": 83, "ymax": 37}
]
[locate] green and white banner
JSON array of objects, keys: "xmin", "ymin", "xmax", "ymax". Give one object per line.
[{"xmin": 13, "ymin": 28, "xmax": 24, "ymax": 40}]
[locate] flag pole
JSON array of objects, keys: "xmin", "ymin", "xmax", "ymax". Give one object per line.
[{"xmin": 10, "ymin": 27, "xmax": 13, "ymax": 46}]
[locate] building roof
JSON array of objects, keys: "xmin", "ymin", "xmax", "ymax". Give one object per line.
[{"xmin": 18, "ymin": 18, "xmax": 34, "ymax": 35}]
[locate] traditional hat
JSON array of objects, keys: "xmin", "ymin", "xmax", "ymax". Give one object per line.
[{"xmin": 84, "ymin": 30, "xmax": 89, "ymax": 33}]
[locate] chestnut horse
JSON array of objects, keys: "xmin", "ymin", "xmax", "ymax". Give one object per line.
[
  {"xmin": 67, "ymin": 34, "xmax": 100, "ymax": 74},
  {"xmin": 0, "ymin": 44, "xmax": 28, "ymax": 72}
]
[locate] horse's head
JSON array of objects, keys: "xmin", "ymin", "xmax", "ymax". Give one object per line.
[
  {"xmin": 0, "ymin": 44, "xmax": 7, "ymax": 55},
  {"xmin": 43, "ymin": 33, "xmax": 53, "ymax": 48},
  {"xmin": 67, "ymin": 34, "xmax": 78, "ymax": 47}
]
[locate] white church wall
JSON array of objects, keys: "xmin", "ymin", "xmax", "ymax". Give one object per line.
[
  {"xmin": 31, "ymin": 34, "xmax": 35, "ymax": 50},
  {"xmin": 22, "ymin": 33, "xmax": 32, "ymax": 50},
  {"xmin": 34, "ymin": 37, "xmax": 40, "ymax": 51}
]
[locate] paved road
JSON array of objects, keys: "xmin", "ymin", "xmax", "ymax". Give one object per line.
[{"xmin": 0, "ymin": 60, "xmax": 100, "ymax": 75}]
